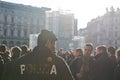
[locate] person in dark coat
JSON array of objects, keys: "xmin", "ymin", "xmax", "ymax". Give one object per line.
[
  {"xmin": 70, "ymin": 48, "xmax": 83, "ymax": 80},
  {"xmin": 0, "ymin": 44, "xmax": 11, "ymax": 64},
  {"xmin": 2, "ymin": 29, "xmax": 74, "ymax": 80},
  {"xmin": 0, "ymin": 55, "xmax": 4, "ymax": 80},
  {"xmin": 93, "ymin": 45, "xmax": 114, "ymax": 80},
  {"xmin": 11, "ymin": 46, "xmax": 22, "ymax": 61},
  {"xmin": 20, "ymin": 45, "xmax": 30, "ymax": 56},
  {"xmin": 70, "ymin": 43, "xmax": 94, "ymax": 80},
  {"xmin": 108, "ymin": 46, "xmax": 117, "ymax": 65},
  {"xmin": 80, "ymin": 43, "xmax": 94, "ymax": 80},
  {"xmin": 114, "ymin": 48, "xmax": 120, "ymax": 80}
]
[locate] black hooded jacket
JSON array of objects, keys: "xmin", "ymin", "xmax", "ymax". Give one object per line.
[
  {"xmin": 93, "ymin": 53, "xmax": 114, "ymax": 80},
  {"xmin": 2, "ymin": 46, "xmax": 74, "ymax": 80}
]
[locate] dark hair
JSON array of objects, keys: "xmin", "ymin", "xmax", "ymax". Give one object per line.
[
  {"xmin": 37, "ymin": 29, "xmax": 57, "ymax": 46},
  {"xmin": 97, "ymin": 45, "xmax": 107, "ymax": 54},
  {"xmin": 0, "ymin": 44, "xmax": 7, "ymax": 52},
  {"xmin": 20, "ymin": 45, "xmax": 29, "ymax": 55},
  {"xmin": 76, "ymin": 48, "xmax": 83, "ymax": 56},
  {"xmin": 11, "ymin": 46, "xmax": 22, "ymax": 57},
  {"xmin": 116, "ymin": 48, "xmax": 120, "ymax": 57},
  {"xmin": 108, "ymin": 46, "xmax": 116, "ymax": 55},
  {"xmin": 76, "ymin": 48, "xmax": 83, "ymax": 53},
  {"xmin": 85, "ymin": 43, "xmax": 93, "ymax": 51}
]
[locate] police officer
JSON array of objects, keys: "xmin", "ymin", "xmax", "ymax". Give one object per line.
[
  {"xmin": 2, "ymin": 29, "xmax": 74, "ymax": 80},
  {"xmin": 0, "ymin": 55, "xmax": 4, "ymax": 80}
]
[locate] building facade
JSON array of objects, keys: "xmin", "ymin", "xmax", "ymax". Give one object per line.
[
  {"xmin": 85, "ymin": 7, "xmax": 120, "ymax": 47},
  {"xmin": 46, "ymin": 11, "xmax": 76, "ymax": 50},
  {"xmin": 0, "ymin": 1, "xmax": 50, "ymax": 48},
  {"xmin": 74, "ymin": 19, "xmax": 78, "ymax": 36}
]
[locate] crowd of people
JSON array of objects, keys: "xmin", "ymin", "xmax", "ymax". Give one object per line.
[
  {"xmin": 57, "ymin": 44, "xmax": 120, "ymax": 80},
  {"xmin": 0, "ymin": 29, "xmax": 120, "ymax": 80}
]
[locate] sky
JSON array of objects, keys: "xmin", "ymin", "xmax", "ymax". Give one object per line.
[{"xmin": 1, "ymin": 0, "xmax": 120, "ymax": 29}]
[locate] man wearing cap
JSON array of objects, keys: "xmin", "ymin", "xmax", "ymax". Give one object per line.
[{"xmin": 2, "ymin": 29, "xmax": 74, "ymax": 80}]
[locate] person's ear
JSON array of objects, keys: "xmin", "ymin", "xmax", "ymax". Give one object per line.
[{"xmin": 45, "ymin": 40, "xmax": 50, "ymax": 47}]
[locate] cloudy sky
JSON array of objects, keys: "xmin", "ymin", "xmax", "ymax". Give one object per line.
[{"xmin": 2, "ymin": 0, "xmax": 120, "ymax": 29}]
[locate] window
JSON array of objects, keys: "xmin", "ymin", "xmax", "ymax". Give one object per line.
[
  {"xmin": 18, "ymin": 16, "xmax": 21, "ymax": 24},
  {"xmin": 37, "ymin": 19, "xmax": 40, "ymax": 25},
  {"xmin": 11, "ymin": 17, "xmax": 14, "ymax": 23},
  {"xmin": 24, "ymin": 29, "xmax": 27, "ymax": 37},
  {"xmin": 11, "ymin": 29, "xmax": 14, "ymax": 37},
  {"xmin": 5, "ymin": 10, "xmax": 7, "ymax": 13},
  {"xmin": 18, "ymin": 30, "xmax": 21, "ymax": 37},
  {"xmin": 4, "ymin": 16, "xmax": 7, "ymax": 22},
  {"xmin": 4, "ymin": 29, "xmax": 7, "ymax": 37},
  {"xmin": 0, "ymin": 26, "xmax": 2, "ymax": 31}
]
